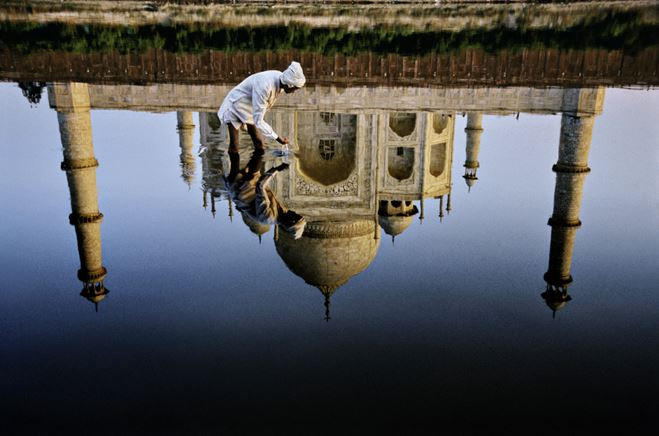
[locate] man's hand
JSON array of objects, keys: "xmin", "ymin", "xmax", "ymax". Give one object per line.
[{"xmin": 276, "ymin": 136, "xmax": 289, "ymax": 145}]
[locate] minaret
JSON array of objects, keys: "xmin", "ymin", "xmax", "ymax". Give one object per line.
[
  {"xmin": 49, "ymin": 82, "xmax": 108, "ymax": 310},
  {"xmin": 177, "ymin": 111, "xmax": 196, "ymax": 188},
  {"xmin": 463, "ymin": 113, "xmax": 483, "ymax": 192},
  {"xmin": 542, "ymin": 113, "xmax": 594, "ymax": 317},
  {"xmin": 199, "ymin": 112, "xmax": 228, "ymax": 217}
]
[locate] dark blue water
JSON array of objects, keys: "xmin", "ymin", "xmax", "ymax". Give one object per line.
[{"xmin": 1, "ymin": 84, "xmax": 657, "ymax": 433}]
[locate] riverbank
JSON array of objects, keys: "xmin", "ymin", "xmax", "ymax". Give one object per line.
[
  {"xmin": 2, "ymin": 0, "xmax": 657, "ymax": 87},
  {"xmin": 1, "ymin": 1, "xmax": 657, "ymax": 32}
]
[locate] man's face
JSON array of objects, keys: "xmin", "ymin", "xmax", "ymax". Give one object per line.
[{"xmin": 283, "ymin": 85, "xmax": 299, "ymax": 94}]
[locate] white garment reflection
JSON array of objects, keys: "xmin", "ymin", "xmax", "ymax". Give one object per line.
[{"xmin": 225, "ymin": 149, "xmax": 305, "ymax": 240}]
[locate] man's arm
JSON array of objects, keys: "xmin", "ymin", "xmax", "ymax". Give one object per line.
[
  {"xmin": 251, "ymin": 84, "xmax": 279, "ymax": 141},
  {"xmin": 254, "ymin": 164, "xmax": 288, "ymax": 224}
]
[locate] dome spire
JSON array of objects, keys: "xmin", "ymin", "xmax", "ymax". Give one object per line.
[
  {"xmin": 324, "ymin": 293, "xmax": 331, "ymax": 322},
  {"xmin": 419, "ymin": 198, "xmax": 424, "ymax": 223},
  {"xmin": 439, "ymin": 196, "xmax": 444, "ymax": 222}
]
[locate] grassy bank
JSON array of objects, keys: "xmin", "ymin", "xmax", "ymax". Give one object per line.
[{"xmin": 1, "ymin": 11, "xmax": 657, "ymax": 57}]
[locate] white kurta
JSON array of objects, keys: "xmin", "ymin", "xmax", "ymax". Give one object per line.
[{"xmin": 218, "ymin": 70, "xmax": 283, "ymax": 141}]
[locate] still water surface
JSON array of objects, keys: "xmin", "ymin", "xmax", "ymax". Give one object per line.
[
  {"xmin": 1, "ymin": 82, "xmax": 657, "ymax": 431},
  {"xmin": 1, "ymin": 2, "xmax": 659, "ymax": 431}
]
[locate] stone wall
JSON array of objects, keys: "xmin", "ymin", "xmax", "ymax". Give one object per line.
[
  {"xmin": 78, "ymin": 84, "xmax": 605, "ymax": 116},
  {"xmin": 3, "ymin": 46, "xmax": 657, "ymax": 88}
]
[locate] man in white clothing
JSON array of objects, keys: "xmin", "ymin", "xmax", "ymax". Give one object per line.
[{"xmin": 218, "ymin": 61, "xmax": 306, "ymax": 152}]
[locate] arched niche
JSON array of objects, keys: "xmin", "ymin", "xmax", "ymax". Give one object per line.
[
  {"xmin": 388, "ymin": 147, "xmax": 415, "ymax": 181},
  {"xmin": 433, "ymin": 113, "xmax": 450, "ymax": 135},
  {"xmin": 389, "ymin": 113, "xmax": 417, "ymax": 138},
  {"xmin": 429, "ymin": 142, "xmax": 447, "ymax": 177},
  {"xmin": 297, "ymin": 112, "xmax": 357, "ymax": 186}
]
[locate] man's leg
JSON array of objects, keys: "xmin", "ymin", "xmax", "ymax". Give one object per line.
[
  {"xmin": 228, "ymin": 123, "xmax": 240, "ymax": 153},
  {"xmin": 227, "ymin": 123, "xmax": 241, "ymax": 182},
  {"xmin": 246, "ymin": 124, "xmax": 265, "ymax": 151}
]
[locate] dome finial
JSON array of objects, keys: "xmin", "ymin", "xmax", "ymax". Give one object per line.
[
  {"xmin": 541, "ymin": 282, "xmax": 572, "ymax": 317},
  {"xmin": 324, "ymin": 293, "xmax": 331, "ymax": 322},
  {"xmin": 439, "ymin": 196, "xmax": 444, "ymax": 221},
  {"xmin": 80, "ymin": 280, "xmax": 109, "ymax": 311},
  {"xmin": 419, "ymin": 198, "xmax": 425, "ymax": 223}
]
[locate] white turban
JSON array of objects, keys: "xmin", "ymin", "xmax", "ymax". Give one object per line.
[{"xmin": 280, "ymin": 61, "xmax": 306, "ymax": 88}]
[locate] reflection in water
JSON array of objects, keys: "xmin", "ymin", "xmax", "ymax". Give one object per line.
[
  {"xmin": 176, "ymin": 111, "xmax": 196, "ymax": 188},
  {"xmin": 378, "ymin": 200, "xmax": 419, "ymax": 244},
  {"xmin": 276, "ymin": 220, "xmax": 380, "ymax": 322},
  {"xmin": 267, "ymin": 107, "xmax": 455, "ymax": 317},
  {"xmin": 226, "ymin": 148, "xmax": 306, "ymax": 243},
  {"xmin": 48, "ymin": 82, "xmax": 602, "ymax": 318},
  {"xmin": 297, "ymin": 112, "xmax": 357, "ymax": 186},
  {"xmin": 4, "ymin": 5, "xmax": 655, "ymax": 427},
  {"xmin": 199, "ymin": 112, "xmax": 229, "ymax": 219},
  {"xmin": 51, "ymin": 82, "xmax": 108, "ymax": 311},
  {"xmin": 17, "ymin": 81, "xmax": 46, "ymax": 106},
  {"xmin": 542, "ymin": 112, "xmax": 594, "ymax": 317},
  {"xmin": 463, "ymin": 113, "xmax": 484, "ymax": 192}
]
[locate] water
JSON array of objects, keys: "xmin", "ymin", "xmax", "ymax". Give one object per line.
[{"xmin": 1, "ymin": 2, "xmax": 658, "ymax": 433}]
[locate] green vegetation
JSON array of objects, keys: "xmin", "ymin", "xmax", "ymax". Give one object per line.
[{"xmin": 1, "ymin": 10, "xmax": 657, "ymax": 56}]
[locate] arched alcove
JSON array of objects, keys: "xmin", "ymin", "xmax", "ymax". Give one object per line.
[
  {"xmin": 389, "ymin": 113, "xmax": 417, "ymax": 138},
  {"xmin": 388, "ymin": 147, "xmax": 415, "ymax": 181},
  {"xmin": 433, "ymin": 113, "xmax": 449, "ymax": 135},
  {"xmin": 297, "ymin": 113, "xmax": 357, "ymax": 186},
  {"xmin": 429, "ymin": 142, "xmax": 447, "ymax": 177}
]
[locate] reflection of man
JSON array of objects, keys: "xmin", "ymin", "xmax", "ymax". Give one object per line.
[
  {"xmin": 218, "ymin": 61, "xmax": 306, "ymax": 153},
  {"xmin": 226, "ymin": 149, "xmax": 306, "ymax": 240}
]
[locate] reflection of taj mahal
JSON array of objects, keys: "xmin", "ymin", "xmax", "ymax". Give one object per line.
[
  {"xmin": 198, "ymin": 105, "xmax": 458, "ymax": 319},
  {"xmin": 48, "ymin": 82, "xmax": 603, "ymax": 317}
]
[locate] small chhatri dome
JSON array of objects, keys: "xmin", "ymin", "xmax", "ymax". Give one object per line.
[
  {"xmin": 80, "ymin": 282, "xmax": 109, "ymax": 312},
  {"xmin": 378, "ymin": 201, "xmax": 418, "ymax": 240},
  {"xmin": 464, "ymin": 176, "xmax": 477, "ymax": 191},
  {"xmin": 241, "ymin": 212, "xmax": 271, "ymax": 237},
  {"xmin": 378, "ymin": 215, "xmax": 413, "ymax": 238},
  {"xmin": 541, "ymin": 286, "xmax": 572, "ymax": 318}
]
